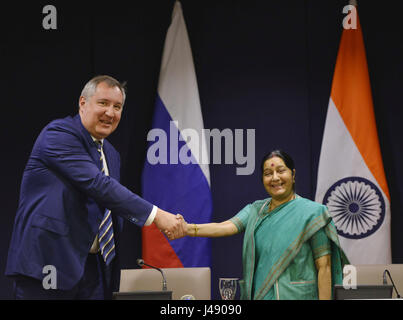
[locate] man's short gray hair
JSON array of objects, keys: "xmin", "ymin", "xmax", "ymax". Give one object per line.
[{"xmin": 81, "ymin": 75, "xmax": 127, "ymax": 105}]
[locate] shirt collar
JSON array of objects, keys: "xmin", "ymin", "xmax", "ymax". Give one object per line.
[{"xmin": 91, "ymin": 136, "xmax": 104, "ymax": 146}]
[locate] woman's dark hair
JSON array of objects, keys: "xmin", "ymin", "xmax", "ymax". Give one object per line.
[
  {"xmin": 261, "ymin": 150, "xmax": 296, "ymax": 190},
  {"xmin": 261, "ymin": 150, "xmax": 295, "ymax": 173}
]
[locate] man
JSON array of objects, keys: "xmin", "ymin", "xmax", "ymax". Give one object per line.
[{"xmin": 5, "ymin": 75, "xmax": 185, "ymax": 299}]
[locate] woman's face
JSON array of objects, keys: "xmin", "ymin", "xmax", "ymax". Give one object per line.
[{"xmin": 262, "ymin": 156, "xmax": 295, "ymax": 201}]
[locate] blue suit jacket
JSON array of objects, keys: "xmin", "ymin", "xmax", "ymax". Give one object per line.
[{"xmin": 6, "ymin": 115, "xmax": 153, "ymax": 292}]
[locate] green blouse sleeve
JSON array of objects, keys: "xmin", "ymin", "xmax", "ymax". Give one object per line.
[
  {"xmin": 309, "ymin": 227, "xmax": 332, "ymax": 260},
  {"xmin": 229, "ymin": 203, "xmax": 252, "ymax": 233}
]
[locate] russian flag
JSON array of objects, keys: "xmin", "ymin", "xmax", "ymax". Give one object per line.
[
  {"xmin": 315, "ymin": 4, "xmax": 391, "ymax": 264},
  {"xmin": 141, "ymin": 1, "xmax": 212, "ymax": 268}
]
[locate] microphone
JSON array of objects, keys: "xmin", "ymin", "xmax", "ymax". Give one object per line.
[
  {"xmin": 383, "ymin": 269, "xmax": 401, "ymax": 298},
  {"xmin": 137, "ymin": 258, "xmax": 167, "ymax": 291}
]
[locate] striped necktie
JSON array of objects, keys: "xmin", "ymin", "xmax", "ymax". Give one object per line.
[{"xmin": 96, "ymin": 140, "xmax": 115, "ymax": 265}]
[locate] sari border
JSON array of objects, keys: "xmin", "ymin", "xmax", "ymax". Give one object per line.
[
  {"xmin": 229, "ymin": 217, "xmax": 245, "ymax": 233},
  {"xmin": 244, "ymin": 199, "xmax": 270, "ymax": 300}
]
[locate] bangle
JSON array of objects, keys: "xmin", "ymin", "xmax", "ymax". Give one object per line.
[{"xmin": 193, "ymin": 224, "xmax": 199, "ymax": 237}]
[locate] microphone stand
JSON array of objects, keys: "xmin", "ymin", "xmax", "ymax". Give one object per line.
[
  {"xmin": 137, "ymin": 259, "xmax": 167, "ymax": 291},
  {"xmin": 383, "ymin": 269, "xmax": 401, "ymax": 298}
]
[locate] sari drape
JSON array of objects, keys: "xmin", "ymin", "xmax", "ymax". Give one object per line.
[{"xmin": 230, "ymin": 195, "xmax": 349, "ymax": 300}]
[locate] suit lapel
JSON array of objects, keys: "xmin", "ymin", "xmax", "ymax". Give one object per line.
[
  {"xmin": 73, "ymin": 114, "xmax": 104, "ymax": 171},
  {"xmin": 102, "ymin": 141, "xmax": 119, "ymax": 180},
  {"xmin": 102, "ymin": 141, "xmax": 124, "ymax": 232}
]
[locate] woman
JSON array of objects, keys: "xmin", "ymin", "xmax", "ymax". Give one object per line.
[{"xmin": 181, "ymin": 150, "xmax": 348, "ymax": 300}]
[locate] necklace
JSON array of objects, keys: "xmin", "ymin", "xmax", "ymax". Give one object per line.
[{"xmin": 268, "ymin": 200, "xmax": 275, "ymax": 212}]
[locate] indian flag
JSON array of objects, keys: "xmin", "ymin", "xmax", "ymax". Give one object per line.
[{"xmin": 315, "ymin": 6, "xmax": 391, "ymax": 264}]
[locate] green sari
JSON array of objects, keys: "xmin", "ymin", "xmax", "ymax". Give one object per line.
[{"xmin": 230, "ymin": 195, "xmax": 349, "ymax": 300}]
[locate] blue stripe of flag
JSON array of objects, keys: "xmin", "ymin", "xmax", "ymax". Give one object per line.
[{"xmin": 142, "ymin": 94, "xmax": 212, "ymax": 267}]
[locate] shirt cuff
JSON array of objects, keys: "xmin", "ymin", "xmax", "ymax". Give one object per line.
[{"xmin": 144, "ymin": 205, "xmax": 158, "ymax": 226}]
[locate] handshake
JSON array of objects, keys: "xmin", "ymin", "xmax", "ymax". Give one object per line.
[{"xmin": 153, "ymin": 208, "xmax": 189, "ymax": 240}]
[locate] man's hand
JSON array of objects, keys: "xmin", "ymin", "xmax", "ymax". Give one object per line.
[{"xmin": 153, "ymin": 209, "xmax": 187, "ymax": 240}]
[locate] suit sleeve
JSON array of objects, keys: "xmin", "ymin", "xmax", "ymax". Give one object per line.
[{"xmin": 38, "ymin": 122, "xmax": 154, "ymax": 227}]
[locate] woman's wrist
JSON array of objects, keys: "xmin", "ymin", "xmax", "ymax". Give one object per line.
[{"xmin": 187, "ymin": 223, "xmax": 199, "ymax": 237}]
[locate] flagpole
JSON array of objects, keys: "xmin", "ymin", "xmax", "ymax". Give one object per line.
[{"xmin": 349, "ymin": 0, "xmax": 357, "ymax": 6}]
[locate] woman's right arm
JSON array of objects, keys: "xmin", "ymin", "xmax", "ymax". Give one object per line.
[{"xmin": 186, "ymin": 220, "xmax": 239, "ymax": 238}]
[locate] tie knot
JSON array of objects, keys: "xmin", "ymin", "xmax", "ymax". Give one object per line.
[{"xmin": 95, "ymin": 140, "xmax": 103, "ymax": 151}]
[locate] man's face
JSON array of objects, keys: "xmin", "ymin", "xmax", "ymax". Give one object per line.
[{"xmin": 79, "ymin": 82, "xmax": 123, "ymax": 139}]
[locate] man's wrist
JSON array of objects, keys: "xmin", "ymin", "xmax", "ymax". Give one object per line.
[{"xmin": 144, "ymin": 205, "xmax": 158, "ymax": 226}]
